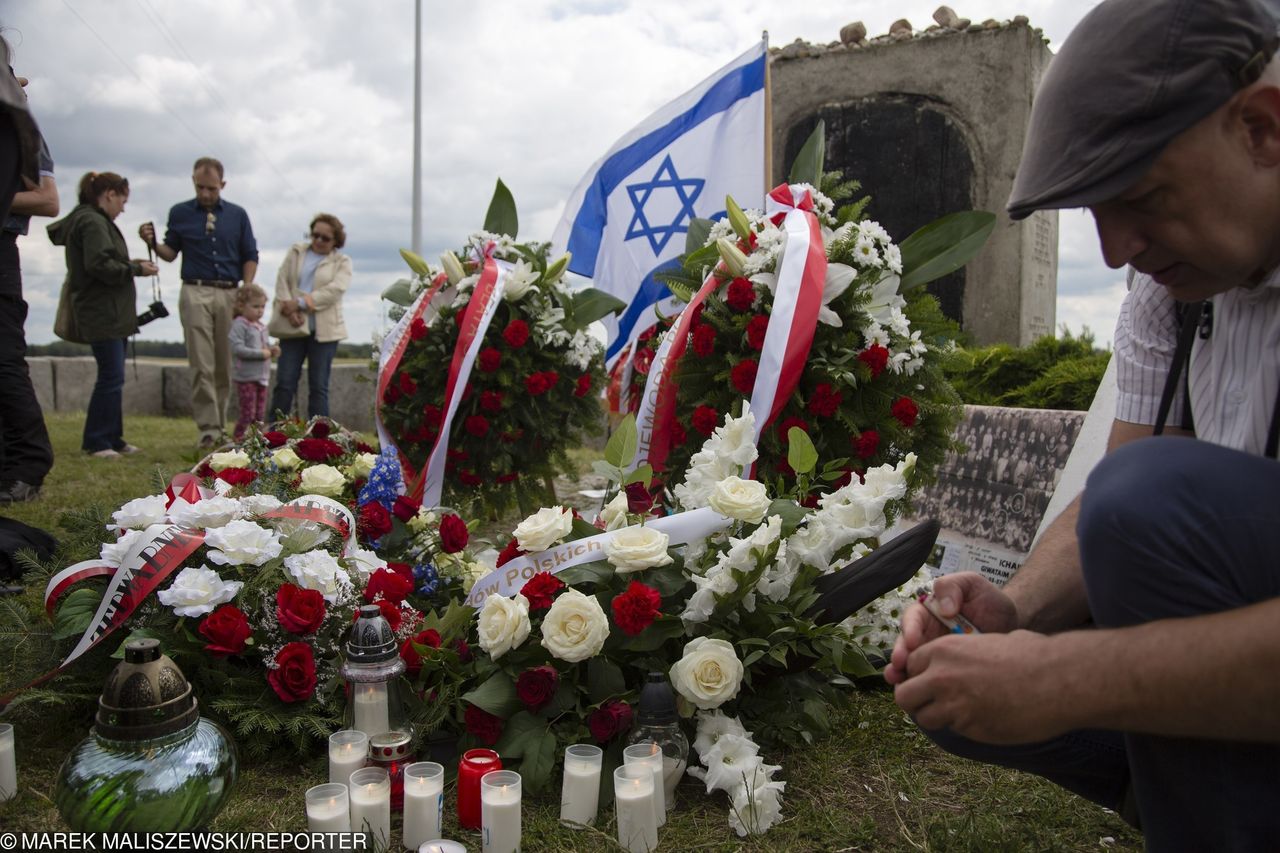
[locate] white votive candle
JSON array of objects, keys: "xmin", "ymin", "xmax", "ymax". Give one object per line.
[
  {"xmin": 305, "ymin": 783, "xmax": 350, "ymax": 833},
  {"xmin": 559, "ymin": 743, "xmax": 602, "ymax": 827},
  {"xmin": 0, "ymin": 724, "xmax": 14, "ymax": 803},
  {"xmin": 348, "ymin": 767, "xmax": 391, "ymax": 846},
  {"xmin": 353, "ymin": 683, "xmax": 391, "ymax": 737},
  {"xmin": 402, "ymin": 761, "xmax": 445, "ymax": 851},
  {"xmin": 623, "ymin": 742, "xmax": 666, "ymax": 827},
  {"xmin": 480, "ymin": 770, "xmax": 522, "ymax": 853},
  {"xmin": 613, "ymin": 763, "xmax": 658, "ymax": 853},
  {"xmin": 418, "ymin": 842, "xmax": 467, "ymax": 853},
  {"xmin": 329, "ymin": 730, "xmax": 368, "ymax": 786},
  {"xmin": 662, "ymin": 754, "xmax": 687, "ymax": 805}
]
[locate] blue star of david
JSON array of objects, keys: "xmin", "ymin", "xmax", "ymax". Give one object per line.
[{"xmin": 623, "ymin": 155, "xmax": 704, "ymax": 256}]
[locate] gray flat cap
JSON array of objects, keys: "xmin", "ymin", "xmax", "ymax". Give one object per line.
[{"xmin": 1007, "ymin": 0, "xmax": 1280, "ymax": 220}]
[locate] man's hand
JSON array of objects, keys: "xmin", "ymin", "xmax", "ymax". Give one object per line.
[
  {"xmin": 136, "ymin": 260, "xmax": 159, "ymax": 277},
  {"xmin": 138, "ymin": 222, "xmax": 156, "ymax": 245},
  {"xmin": 884, "ymin": 572, "xmax": 1017, "ymax": 685}
]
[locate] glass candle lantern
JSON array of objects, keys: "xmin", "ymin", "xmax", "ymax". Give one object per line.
[
  {"xmin": 368, "ymin": 730, "xmax": 414, "ymax": 811},
  {"xmin": 457, "ymin": 748, "xmax": 502, "ymax": 830},
  {"xmin": 342, "ymin": 604, "xmax": 413, "ymax": 745},
  {"xmin": 624, "ymin": 672, "xmax": 689, "ymax": 808}
]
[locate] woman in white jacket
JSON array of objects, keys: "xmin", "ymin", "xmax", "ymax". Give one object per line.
[{"xmin": 268, "ymin": 213, "xmax": 351, "ymax": 419}]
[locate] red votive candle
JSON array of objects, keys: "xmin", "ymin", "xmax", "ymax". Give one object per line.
[{"xmin": 457, "ymin": 748, "xmax": 502, "ymax": 829}]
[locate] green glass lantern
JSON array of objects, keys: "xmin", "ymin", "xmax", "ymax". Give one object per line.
[{"xmin": 54, "ymin": 638, "xmax": 238, "ymax": 831}]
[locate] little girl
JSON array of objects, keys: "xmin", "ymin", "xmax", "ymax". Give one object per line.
[{"xmin": 229, "ymin": 284, "xmax": 280, "ymax": 441}]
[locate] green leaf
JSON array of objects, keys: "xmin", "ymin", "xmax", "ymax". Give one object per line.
[
  {"xmin": 898, "ymin": 210, "xmax": 997, "ymax": 291},
  {"xmin": 787, "ymin": 427, "xmax": 819, "ymax": 475},
  {"xmin": 619, "ymin": 617, "xmax": 685, "ymax": 652},
  {"xmin": 643, "ymin": 565, "xmax": 688, "ymax": 599},
  {"xmin": 788, "ymin": 120, "xmax": 826, "ymax": 186},
  {"xmin": 494, "ymin": 711, "xmax": 544, "ymax": 759},
  {"xmin": 605, "ymin": 416, "xmax": 638, "ymax": 469},
  {"xmin": 461, "ymin": 671, "xmax": 521, "ymax": 718},
  {"xmin": 742, "ymin": 649, "xmax": 765, "ymax": 667},
  {"xmin": 622, "ymin": 464, "xmax": 653, "ymax": 488},
  {"xmin": 519, "ymin": 730, "xmax": 559, "ymax": 795},
  {"xmin": 587, "ymin": 658, "xmax": 626, "ymax": 704},
  {"xmin": 380, "ymin": 277, "xmax": 415, "ymax": 307},
  {"xmin": 765, "ymin": 499, "xmax": 810, "ymax": 537},
  {"xmin": 591, "ymin": 460, "xmax": 622, "ymax": 482},
  {"xmin": 399, "ymin": 249, "xmax": 431, "ymax": 277},
  {"xmin": 110, "ymin": 628, "xmax": 175, "ymax": 659},
  {"xmin": 569, "ymin": 288, "xmax": 627, "ymax": 329},
  {"xmin": 483, "ymin": 178, "xmax": 519, "ymax": 238},
  {"xmin": 684, "ymin": 217, "xmax": 714, "ymax": 255},
  {"xmin": 52, "ymin": 588, "xmax": 101, "ymax": 641},
  {"xmin": 556, "ymin": 562, "xmax": 614, "ymax": 587}
]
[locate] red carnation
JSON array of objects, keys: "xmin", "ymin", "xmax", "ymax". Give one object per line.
[
  {"xmin": 400, "ymin": 628, "xmax": 442, "ymax": 675},
  {"xmin": 891, "ymin": 396, "xmax": 920, "ymax": 427},
  {"xmin": 409, "ymin": 317, "xmax": 428, "ymax": 341},
  {"xmin": 731, "ymin": 359, "xmax": 758, "ymax": 395},
  {"xmin": 422, "ymin": 404, "xmax": 444, "ymax": 427},
  {"xmin": 852, "ymin": 429, "xmax": 880, "ymax": 459},
  {"xmin": 365, "ymin": 566, "xmax": 414, "ymax": 604},
  {"xmin": 296, "ymin": 437, "xmax": 345, "ymax": 462},
  {"xmin": 858, "ymin": 344, "xmax": 890, "ymax": 378},
  {"xmin": 356, "ymin": 440, "xmax": 375, "ymax": 454},
  {"xmin": 359, "ymin": 501, "xmax": 393, "ymax": 540},
  {"xmin": 520, "ymin": 571, "xmax": 564, "ymax": 610},
  {"xmin": 574, "ymin": 374, "xmax": 592, "ymax": 398},
  {"xmin": 310, "ymin": 420, "xmax": 332, "ymax": 439},
  {"xmin": 478, "ymin": 348, "xmax": 502, "ymax": 373},
  {"xmin": 398, "ymin": 372, "xmax": 417, "ymax": 396},
  {"xmin": 215, "ymin": 467, "xmax": 257, "ymax": 487},
  {"xmin": 263, "ymin": 430, "xmax": 288, "ymax": 447},
  {"xmin": 392, "ymin": 495, "xmax": 422, "ymax": 523},
  {"xmin": 267, "ymin": 642, "xmax": 317, "ymax": 703},
  {"xmin": 465, "ymin": 703, "xmax": 505, "ymax": 745},
  {"xmin": 588, "ymin": 699, "xmax": 633, "ymax": 743},
  {"xmin": 745, "ymin": 314, "xmax": 769, "ymax": 351},
  {"xmin": 611, "ymin": 581, "xmax": 662, "ymax": 636},
  {"xmin": 496, "ymin": 538, "xmax": 524, "ymax": 567},
  {"xmin": 439, "ymin": 513, "xmax": 469, "ymax": 553},
  {"xmin": 465, "ymin": 415, "xmax": 490, "ymax": 437},
  {"xmin": 691, "ymin": 405, "xmax": 719, "ymax": 436},
  {"xmin": 777, "ymin": 416, "xmax": 809, "ymax": 443},
  {"xmin": 725, "ymin": 277, "xmax": 755, "ymax": 312},
  {"xmin": 516, "ymin": 665, "xmax": 560, "ymax": 712},
  {"xmin": 276, "ymin": 584, "xmax": 326, "ymax": 635},
  {"xmin": 199, "ymin": 605, "xmax": 251, "ymax": 656},
  {"xmin": 808, "ymin": 383, "xmax": 843, "ymax": 418},
  {"xmin": 692, "ymin": 324, "xmax": 716, "ymax": 357},
  {"xmin": 524, "ymin": 371, "xmax": 559, "ymax": 396},
  {"xmin": 479, "ymin": 390, "xmax": 504, "ymax": 413},
  {"xmin": 502, "ymin": 319, "xmax": 530, "ymax": 348}
]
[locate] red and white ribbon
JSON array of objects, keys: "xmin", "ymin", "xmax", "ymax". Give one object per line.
[
  {"xmin": 630, "ymin": 319, "xmax": 683, "ymax": 470},
  {"xmin": 261, "ymin": 494, "xmax": 359, "ymax": 557},
  {"xmin": 376, "ymin": 271, "xmax": 450, "ymax": 475}
]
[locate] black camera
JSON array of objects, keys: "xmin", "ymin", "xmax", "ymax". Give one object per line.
[{"xmin": 137, "ymin": 300, "xmax": 170, "ymax": 326}]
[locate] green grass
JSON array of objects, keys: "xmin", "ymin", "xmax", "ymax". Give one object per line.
[{"xmin": 0, "ymin": 413, "xmax": 1143, "ymax": 850}]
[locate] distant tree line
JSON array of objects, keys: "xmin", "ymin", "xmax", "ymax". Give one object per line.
[{"xmin": 28, "ymin": 341, "xmax": 375, "ymax": 359}]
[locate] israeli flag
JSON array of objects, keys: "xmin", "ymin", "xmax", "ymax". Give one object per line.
[{"xmin": 551, "ymin": 40, "xmax": 767, "ymax": 365}]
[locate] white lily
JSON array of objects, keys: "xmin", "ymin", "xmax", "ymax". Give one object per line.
[
  {"xmin": 752, "ymin": 262, "xmax": 855, "ymax": 328},
  {"xmin": 440, "ymin": 251, "xmax": 466, "ymax": 285},
  {"xmin": 716, "ymin": 237, "xmax": 748, "ymax": 277},
  {"xmin": 862, "ymin": 273, "xmax": 907, "ymax": 327}
]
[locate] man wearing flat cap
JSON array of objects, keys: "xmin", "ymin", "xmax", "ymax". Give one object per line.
[{"xmin": 885, "ymin": 0, "xmax": 1280, "ymax": 848}]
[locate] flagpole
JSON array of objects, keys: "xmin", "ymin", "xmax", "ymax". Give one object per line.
[
  {"xmin": 762, "ymin": 31, "xmax": 773, "ymax": 191},
  {"xmin": 411, "ymin": 0, "xmax": 423, "ymax": 255}
]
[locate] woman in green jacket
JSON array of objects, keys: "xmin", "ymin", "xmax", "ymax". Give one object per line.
[{"xmin": 47, "ymin": 172, "xmax": 157, "ymax": 458}]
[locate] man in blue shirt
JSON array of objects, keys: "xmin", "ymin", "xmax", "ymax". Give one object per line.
[{"xmin": 140, "ymin": 157, "xmax": 258, "ymax": 448}]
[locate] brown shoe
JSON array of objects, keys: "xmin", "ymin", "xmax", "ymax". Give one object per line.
[{"xmin": 117, "ymin": 444, "xmax": 142, "ymax": 455}]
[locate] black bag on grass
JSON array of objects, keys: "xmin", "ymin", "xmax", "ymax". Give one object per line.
[{"xmin": 0, "ymin": 515, "xmax": 56, "ymax": 584}]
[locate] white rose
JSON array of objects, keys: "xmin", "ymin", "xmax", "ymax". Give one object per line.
[
  {"xmin": 598, "ymin": 491, "xmax": 629, "ymax": 531},
  {"xmin": 299, "ymin": 464, "xmax": 346, "ymax": 497},
  {"xmin": 111, "ymin": 494, "xmax": 169, "ymax": 530},
  {"xmin": 203, "ymin": 520, "xmax": 283, "ymax": 567},
  {"xmin": 345, "ymin": 547, "xmax": 386, "ymax": 581},
  {"xmin": 208, "ymin": 450, "xmax": 251, "ymax": 472},
  {"xmin": 238, "ymin": 494, "xmax": 283, "ymax": 517},
  {"xmin": 156, "ymin": 565, "xmax": 243, "ymax": 617},
  {"xmin": 100, "ymin": 529, "xmax": 146, "ymax": 568},
  {"xmin": 344, "ymin": 453, "xmax": 378, "ymax": 481},
  {"xmin": 476, "ymin": 593, "xmax": 531, "ymax": 659},
  {"xmin": 604, "ymin": 526, "xmax": 673, "ymax": 574},
  {"xmin": 283, "ymin": 549, "xmax": 351, "ymax": 602},
  {"xmin": 513, "ymin": 506, "xmax": 573, "ymax": 553},
  {"xmin": 708, "ymin": 477, "xmax": 771, "ymax": 524},
  {"xmin": 271, "ymin": 447, "xmax": 302, "ymax": 471},
  {"xmin": 670, "ymin": 637, "xmax": 744, "ymax": 710},
  {"xmin": 540, "ymin": 589, "xmax": 609, "ymax": 663},
  {"xmin": 167, "ymin": 496, "xmax": 241, "ymax": 530}
]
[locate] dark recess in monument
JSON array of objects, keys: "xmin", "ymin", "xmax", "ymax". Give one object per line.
[{"xmin": 784, "ymin": 95, "xmax": 975, "ymax": 328}]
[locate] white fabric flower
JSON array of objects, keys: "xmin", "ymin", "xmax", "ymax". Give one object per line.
[
  {"xmin": 670, "ymin": 637, "xmax": 744, "ymax": 710},
  {"xmin": 598, "ymin": 491, "xmax": 629, "ymax": 531},
  {"xmin": 283, "ymin": 550, "xmax": 351, "ymax": 602},
  {"xmin": 604, "ymin": 526, "xmax": 673, "ymax": 574},
  {"xmin": 693, "ymin": 711, "xmax": 750, "ymax": 759},
  {"xmin": 299, "ymin": 464, "xmax": 346, "ymax": 497},
  {"xmin": 238, "ymin": 494, "xmax": 283, "ymax": 517},
  {"xmin": 476, "ymin": 593, "xmax": 531, "ymax": 659},
  {"xmin": 708, "ymin": 477, "xmax": 771, "ymax": 524},
  {"xmin": 344, "ymin": 453, "xmax": 378, "ymax": 481},
  {"xmin": 204, "ymin": 520, "xmax": 283, "ymax": 567},
  {"xmin": 346, "ymin": 547, "xmax": 386, "ymax": 581},
  {"xmin": 513, "ymin": 506, "xmax": 573, "ymax": 553},
  {"xmin": 271, "ymin": 447, "xmax": 302, "ymax": 471},
  {"xmin": 540, "ymin": 589, "xmax": 609, "ymax": 663},
  {"xmin": 111, "ymin": 494, "xmax": 168, "ymax": 530},
  {"xmin": 271, "ymin": 517, "xmax": 332, "ymax": 552},
  {"xmin": 167, "ymin": 496, "xmax": 241, "ymax": 530},
  {"xmin": 156, "ymin": 565, "xmax": 243, "ymax": 617},
  {"xmin": 208, "ymin": 450, "xmax": 251, "ymax": 472},
  {"xmin": 100, "ymin": 529, "xmax": 146, "ymax": 568}
]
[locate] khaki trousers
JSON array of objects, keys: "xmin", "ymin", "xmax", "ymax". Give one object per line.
[{"xmin": 179, "ymin": 283, "xmax": 237, "ymax": 439}]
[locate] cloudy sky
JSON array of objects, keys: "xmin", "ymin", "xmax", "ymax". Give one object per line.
[{"xmin": 5, "ymin": 0, "xmax": 1120, "ymax": 348}]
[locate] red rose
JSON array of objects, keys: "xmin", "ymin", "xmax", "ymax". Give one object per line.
[
  {"xmin": 858, "ymin": 344, "xmax": 890, "ymax": 378},
  {"xmin": 808, "ymin": 382, "xmax": 843, "ymax": 418},
  {"xmin": 852, "ymin": 429, "xmax": 880, "ymax": 459},
  {"xmin": 310, "ymin": 420, "xmax": 332, "ymax": 439},
  {"xmin": 520, "ymin": 571, "xmax": 564, "ymax": 610},
  {"xmin": 588, "ymin": 699, "xmax": 633, "ymax": 743},
  {"xmin": 276, "ymin": 584, "xmax": 326, "ymax": 635},
  {"xmin": 777, "ymin": 416, "xmax": 809, "ymax": 444},
  {"xmin": 725, "ymin": 277, "xmax": 755, "ymax": 312},
  {"xmin": 392, "ymin": 495, "xmax": 421, "ymax": 522},
  {"xmin": 516, "ymin": 665, "xmax": 560, "ymax": 712},
  {"xmin": 464, "ymin": 415, "xmax": 490, "ymax": 437},
  {"xmin": 409, "ymin": 317, "xmax": 428, "ymax": 341},
  {"xmin": 479, "ymin": 390, "xmax": 504, "ymax": 413},
  {"xmin": 478, "ymin": 348, "xmax": 502, "ymax": 372},
  {"xmin": 400, "ymin": 628, "xmax": 442, "ymax": 675},
  {"xmin": 383, "ymin": 384, "xmax": 402, "ymax": 404},
  {"xmin": 398, "ymin": 372, "xmax": 417, "ymax": 396},
  {"xmin": 199, "ymin": 605, "xmax": 251, "ymax": 656},
  {"xmin": 502, "ymin": 319, "xmax": 530, "ymax": 348},
  {"xmin": 387, "ymin": 561, "xmax": 415, "ymax": 584},
  {"xmin": 745, "ymin": 314, "xmax": 769, "ymax": 351},
  {"xmin": 633, "ymin": 347, "xmax": 655, "ymax": 376},
  {"xmin": 264, "ymin": 430, "xmax": 288, "ymax": 447},
  {"xmin": 611, "ymin": 581, "xmax": 662, "ymax": 636},
  {"xmin": 296, "ymin": 437, "xmax": 344, "ymax": 462},
  {"xmin": 458, "ymin": 469, "xmax": 483, "ymax": 487},
  {"xmin": 624, "ymin": 482, "xmax": 654, "ymax": 514},
  {"xmin": 692, "ymin": 324, "xmax": 716, "ymax": 357},
  {"xmin": 574, "ymin": 374, "xmax": 592, "ymax": 398},
  {"xmin": 496, "ymin": 471, "xmax": 519, "ymax": 484},
  {"xmin": 365, "ymin": 567, "xmax": 414, "ymax": 604},
  {"xmin": 422, "ymin": 404, "xmax": 444, "ymax": 428},
  {"xmin": 465, "ymin": 703, "xmax": 504, "ymax": 745},
  {"xmin": 891, "ymin": 396, "xmax": 919, "ymax": 427},
  {"xmin": 373, "ymin": 598, "xmax": 404, "ymax": 631},
  {"xmin": 267, "ymin": 641, "xmax": 317, "ymax": 703},
  {"xmin": 359, "ymin": 501, "xmax": 393, "ymax": 540},
  {"xmin": 439, "ymin": 513, "xmax": 469, "ymax": 553},
  {"xmin": 731, "ymin": 359, "xmax": 758, "ymax": 395},
  {"xmin": 215, "ymin": 467, "xmax": 257, "ymax": 487}
]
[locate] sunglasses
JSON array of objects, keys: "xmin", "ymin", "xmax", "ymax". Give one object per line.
[{"xmin": 310, "ymin": 232, "xmax": 334, "ymax": 243}]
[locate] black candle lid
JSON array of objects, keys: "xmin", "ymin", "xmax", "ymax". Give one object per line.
[{"xmin": 636, "ymin": 671, "xmax": 677, "ymax": 724}]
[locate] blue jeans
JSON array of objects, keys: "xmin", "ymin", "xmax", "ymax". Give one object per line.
[
  {"xmin": 925, "ymin": 437, "xmax": 1280, "ymax": 851},
  {"xmin": 270, "ymin": 334, "xmax": 338, "ymax": 419},
  {"xmin": 83, "ymin": 338, "xmax": 126, "ymax": 452}
]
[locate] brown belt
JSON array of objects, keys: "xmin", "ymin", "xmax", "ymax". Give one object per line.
[{"xmin": 183, "ymin": 279, "xmax": 238, "ymax": 289}]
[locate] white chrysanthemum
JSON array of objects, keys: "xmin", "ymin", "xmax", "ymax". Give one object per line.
[
  {"xmin": 283, "ymin": 550, "xmax": 351, "ymax": 602},
  {"xmin": 111, "ymin": 494, "xmax": 169, "ymax": 530},
  {"xmin": 884, "ymin": 242, "xmax": 903, "ymax": 274},
  {"xmin": 167, "ymin": 496, "xmax": 241, "ymax": 530},
  {"xmin": 853, "ymin": 236, "xmax": 880, "ymax": 266},
  {"xmin": 566, "ymin": 330, "xmax": 601, "ymax": 371},
  {"xmin": 204, "ymin": 520, "xmax": 283, "ymax": 567},
  {"xmin": 857, "ymin": 220, "xmax": 891, "ymax": 244},
  {"xmin": 238, "ymin": 494, "xmax": 283, "ymax": 517},
  {"xmin": 156, "ymin": 565, "xmax": 243, "ymax": 617},
  {"xmin": 100, "ymin": 529, "xmax": 146, "ymax": 568}
]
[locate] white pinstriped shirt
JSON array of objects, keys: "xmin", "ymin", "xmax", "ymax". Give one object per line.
[{"xmin": 1114, "ymin": 269, "xmax": 1280, "ymax": 457}]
